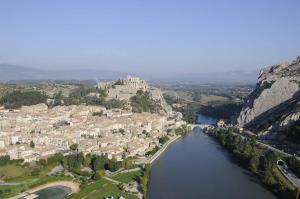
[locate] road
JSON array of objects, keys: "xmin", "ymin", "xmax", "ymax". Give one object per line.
[
  {"xmin": 277, "ymin": 163, "xmax": 300, "ymax": 188},
  {"xmin": 241, "ymin": 130, "xmax": 300, "ymax": 161}
]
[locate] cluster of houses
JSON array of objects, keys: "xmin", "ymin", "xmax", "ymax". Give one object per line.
[{"xmin": 0, "ymin": 102, "xmax": 184, "ymax": 162}]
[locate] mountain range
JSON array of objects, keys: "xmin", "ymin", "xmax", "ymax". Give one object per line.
[{"xmin": 0, "ymin": 64, "xmax": 258, "ymax": 85}]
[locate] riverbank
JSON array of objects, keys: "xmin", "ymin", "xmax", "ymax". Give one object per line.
[
  {"xmin": 134, "ymin": 135, "xmax": 181, "ymax": 165},
  {"xmin": 9, "ymin": 181, "xmax": 80, "ymax": 199},
  {"xmin": 205, "ymin": 127, "xmax": 296, "ymax": 199}
]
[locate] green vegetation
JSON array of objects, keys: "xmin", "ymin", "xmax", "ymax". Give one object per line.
[
  {"xmin": 70, "ymin": 178, "xmax": 137, "ymax": 199},
  {"xmin": 104, "ymin": 99, "xmax": 126, "ymax": 109},
  {"xmin": 286, "ymin": 120, "xmax": 300, "ymax": 143},
  {"xmin": 69, "ymin": 143, "xmax": 79, "ymax": 151},
  {"xmin": 112, "ymin": 170, "xmax": 142, "ymax": 183},
  {"xmin": 92, "ymin": 110, "xmax": 103, "ymax": 117},
  {"xmin": 122, "ymin": 158, "xmax": 135, "ymax": 170},
  {"xmin": 91, "ymin": 155, "xmax": 121, "ymax": 172},
  {"xmin": 208, "ymin": 128, "xmax": 295, "ymax": 199},
  {"xmin": 0, "ymin": 155, "xmax": 23, "ymax": 166},
  {"xmin": 30, "ymin": 140, "xmax": 35, "ymax": 148},
  {"xmin": 0, "ymin": 151, "xmax": 143, "ymax": 198},
  {"xmin": 138, "ymin": 164, "xmax": 151, "ymax": 199},
  {"xmin": 92, "ymin": 169, "xmax": 106, "ymax": 180},
  {"xmin": 174, "ymin": 125, "xmax": 188, "ymax": 136},
  {"xmin": 0, "ymin": 90, "xmax": 47, "ymax": 109},
  {"xmin": 0, "ymin": 154, "xmax": 73, "ymax": 199},
  {"xmin": 286, "ymin": 156, "xmax": 300, "ymax": 178},
  {"xmin": 159, "ymin": 136, "xmax": 169, "ymax": 145},
  {"xmin": 173, "ymin": 105, "xmax": 196, "ymax": 124},
  {"xmin": 145, "ymin": 146, "xmax": 159, "ymax": 156},
  {"xmin": 67, "ymin": 152, "xmax": 84, "ymax": 170},
  {"xmin": 199, "ymin": 102, "xmax": 243, "ymax": 119},
  {"xmin": 130, "ymin": 90, "xmax": 161, "ymax": 113}
]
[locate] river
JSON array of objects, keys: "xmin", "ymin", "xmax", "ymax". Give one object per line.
[{"xmin": 148, "ymin": 114, "xmax": 276, "ymax": 199}]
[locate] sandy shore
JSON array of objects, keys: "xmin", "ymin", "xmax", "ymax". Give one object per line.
[
  {"xmin": 27, "ymin": 181, "xmax": 80, "ymax": 193},
  {"xmin": 9, "ymin": 181, "xmax": 80, "ymax": 199}
]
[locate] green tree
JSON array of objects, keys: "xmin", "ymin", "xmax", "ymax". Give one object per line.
[
  {"xmin": 39, "ymin": 159, "xmax": 47, "ymax": 166},
  {"xmin": 93, "ymin": 169, "xmax": 106, "ymax": 180},
  {"xmin": 69, "ymin": 143, "xmax": 79, "ymax": 151},
  {"xmin": 30, "ymin": 140, "xmax": 35, "ymax": 148}
]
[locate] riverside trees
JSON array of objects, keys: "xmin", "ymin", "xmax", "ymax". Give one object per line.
[{"xmin": 208, "ymin": 128, "xmax": 295, "ymax": 198}]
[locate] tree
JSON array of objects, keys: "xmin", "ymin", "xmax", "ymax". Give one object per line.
[
  {"xmin": 107, "ymin": 157, "xmax": 120, "ymax": 172},
  {"xmin": 30, "ymin": 140, "xmax": 35, "ymax": 148},
  {"xmin": 93, "ymin": 169, "xmax": 106, "ymax": 180},
  {"xmin": 39, "ymin": 159, "xmax": 47, "ymax": 166},
  {"xmin": 249, "ymin": 155, "xmax": 260, "ymax": 173},
  {"xmin": 69, "ymin": 143, "xmax": 78, "ymax": 151},
  {"xmin": 139, "ymin": 164, "xmax": 151, "ymax": 199},
  {"xmin": 91, "ymin": 155, "xmax": 108, "ymax": 171},
  {"xmin": 122, "ymin": 158, "xmax": 134, "ymax": 170},
  {"xmin": 67, "ymin": 152, "xmax": 84, "ymax": 170}
]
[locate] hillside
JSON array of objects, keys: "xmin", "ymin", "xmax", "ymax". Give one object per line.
[{"xmin": 237, "ymin": 56, "xmax": 300, "ymax": 141}]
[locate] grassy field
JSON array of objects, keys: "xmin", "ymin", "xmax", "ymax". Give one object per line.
[
  {"xmin": 0, "ymin": 162, "xmax": 75, "ymax": 199},
  {"xmin": 0, "ymin": 162, "xmax": 141, "ymax": 199},
  {"xmin": 0, "ymin": 164, "xmax": 30, "ymax": 180},
  {"xmin": 112, "ymin": 171, "xmax": 142, "ymax": 184},
  {"xmin": 0, "ymin": 184, "xmax": 26, "ymax": 198},
  {"xmin": 70, "ymin": 178, "xmax": 138, "ymax": 199},
  {"xmin": 199, "ymin": 94, "xmax": 229, "ymax": 105}
]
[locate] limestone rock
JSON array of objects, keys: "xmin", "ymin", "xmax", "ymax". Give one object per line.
[{"xmin": 237, "ymin": 56, "xmax": 300, "ymax": 133}]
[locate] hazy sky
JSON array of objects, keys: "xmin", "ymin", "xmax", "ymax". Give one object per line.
[{"xmin": 1, "ymin": 0, "xmax": 300, "ymax": 76}]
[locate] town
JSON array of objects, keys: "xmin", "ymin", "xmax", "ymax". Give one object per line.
[{"xmin": 0, "ymin": 76, "xmax": 186, "ymax": 163}]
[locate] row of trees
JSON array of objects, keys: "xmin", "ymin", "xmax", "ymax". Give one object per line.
[
  {"xmin": 208, "ymin": 128, "xmax": 295, "ymax": 198},
  {"xmin": 137, "ymin": 164, "xmax": 151, "ymax": 199}
]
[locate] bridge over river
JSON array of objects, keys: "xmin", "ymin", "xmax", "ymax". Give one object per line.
[{"xmin": 188, "ymin": 124, "xmax": 212, "ymax": 130}]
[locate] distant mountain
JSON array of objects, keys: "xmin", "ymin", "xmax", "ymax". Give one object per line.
[
  {"xmin": 0, "ymin": 64, "xmax": 127, "ymax": 82},
  {"xmin": 0, "ymin": 64, "xmax": 48, "ymax": 82},
  {"xmin": 144, "ymin": 70, "xmax": 259, "ymax": 85}
]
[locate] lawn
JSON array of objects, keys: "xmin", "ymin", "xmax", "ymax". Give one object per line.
[
  {"xmin": 0, "ymin": 164, "xmax": 30, "ymax": 180},
  {"xmin": 70, "ymin": 178, "xmax": 138, "ymax": 199},
  {"xmin": 0, "ymin": 184, "xmax": 26, "ymax": 198},
  {"xmin": 0, "ymin": 162, "xmax": 74, "ymax": 198},
  {"xmin": 112, "ymin": 171, "xmax": 142, "ymax": 184}
]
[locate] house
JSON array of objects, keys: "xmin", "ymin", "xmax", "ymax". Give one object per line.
[{"xmin": 216, "ymin": 119, "xmax": 225, "ymax": 127}]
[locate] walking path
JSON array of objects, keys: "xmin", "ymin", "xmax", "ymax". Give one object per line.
[{"xmin": 103, "ymin": 177, "xmax": 120, "ymax": 184}]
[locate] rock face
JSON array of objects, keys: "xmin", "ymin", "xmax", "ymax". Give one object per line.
[
  {"xmin": 237, "ymin": 56, "xmax": 300, "ymax": 136},
  {"xmin": 97, "ymin": 76, "xmax": 172, "ymax": 114}
]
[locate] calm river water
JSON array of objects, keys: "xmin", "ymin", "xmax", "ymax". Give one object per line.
[{"xmin": 148, "ymin": 114, "xmax": 276, "ymax": 199}]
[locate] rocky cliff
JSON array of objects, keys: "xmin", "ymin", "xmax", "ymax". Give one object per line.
[{"xmin": 237, "ymin": 56, "xmax": 300, "ymax": 139}]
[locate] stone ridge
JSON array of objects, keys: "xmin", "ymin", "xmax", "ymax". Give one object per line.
[{"xmin": 237, "ymin": 56, "xmax": 300, "ymax": 138}]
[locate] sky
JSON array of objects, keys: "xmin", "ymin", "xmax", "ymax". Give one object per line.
[{"xmin": 0, "ymin": 0, "xmax": 300, "ymax": 77}]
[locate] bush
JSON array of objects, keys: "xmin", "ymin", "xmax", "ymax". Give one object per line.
[{"xmin": 93, "ymin": 169, "xmax": 106, "ymax": 180}]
